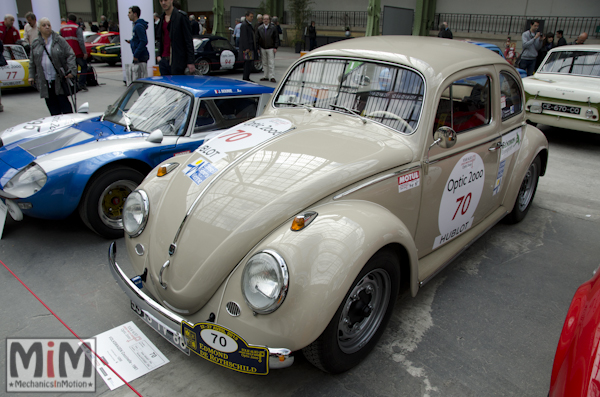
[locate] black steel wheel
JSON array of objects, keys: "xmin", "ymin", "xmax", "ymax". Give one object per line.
[{"xmin": 504, "ymin": 155, "xmax": 541, "ymax": 224}]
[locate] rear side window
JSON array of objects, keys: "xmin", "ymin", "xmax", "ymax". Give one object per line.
[
  {"xmin": 499, "ymin": 72, "xmax": 522, "ymax": 120},
  {"xmin": 434, "ymin": 75, "xmax": 491, "ymax": 133}
]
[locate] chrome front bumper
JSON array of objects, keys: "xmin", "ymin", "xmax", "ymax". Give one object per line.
[{"xmin": 108, "ymin": 242, "xmax": 294, "ymax": 370}]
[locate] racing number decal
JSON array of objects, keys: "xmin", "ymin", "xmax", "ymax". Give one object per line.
[
  {"xmin": 433, "ymin": 152, "xmax": 485, "ymax": 249},
  {"xmin": 220, "ymin": 50, "xmax": 236, "ymax": 70}
]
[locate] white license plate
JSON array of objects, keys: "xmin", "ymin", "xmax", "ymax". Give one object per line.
[{"xmin": 131, "ymin": 301, "xmax": 190, "ymax": 355}]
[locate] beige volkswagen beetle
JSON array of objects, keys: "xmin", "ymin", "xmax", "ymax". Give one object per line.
[{"xmin": 109, "ymin": 36, "xmax": 549, "ymax": 375}]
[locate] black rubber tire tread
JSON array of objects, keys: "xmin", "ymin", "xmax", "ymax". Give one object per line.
[
  {"xmin": 251, "ymin": 59, "xmax": 263, "ymax": 73},
  {"xmin": 302, "ymin": 248, "xmax": 400, "ymax": 373},
  {"xmin": 78, "ymin": 166, "xmax": 144, "ymax": 239},
  {"xmin": 504, "ymin": 155, "xmax": 541, "ymax": 224}
]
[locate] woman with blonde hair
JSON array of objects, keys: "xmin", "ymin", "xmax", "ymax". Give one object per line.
[{"xmin": 28, "ymin": 17, "xmax": 76, "ymax": 115}]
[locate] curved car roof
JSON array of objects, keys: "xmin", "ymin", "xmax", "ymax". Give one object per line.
[
  {"xmin": 547, "ymin": 43, "xmax": 600, "ymax": 52},
  {"xmin": 139, "ymin": 75, "xmax": 274, "ymax": 98},
  {"xmin": 305, "ymin": 36, "xmax": 511, "ymax": 80}
]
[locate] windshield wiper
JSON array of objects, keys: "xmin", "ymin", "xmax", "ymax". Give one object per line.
[
  {"xmin": 122, "ymin": 111, "xmax": 134, "ymax": 132},
  {"xmin": 330, "ymin": 104, "xmax": 367, "ymax": 124},
  {"xmin": 278, "ymin": 102, "xmax": 313, "ymax": 112}
]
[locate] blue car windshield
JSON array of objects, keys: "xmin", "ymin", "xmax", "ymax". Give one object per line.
[{"xmin": 104, "ymin": 82, "xmax": 192, "ymax": 135}]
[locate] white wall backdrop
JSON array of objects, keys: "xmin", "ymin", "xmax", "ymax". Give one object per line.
[
  {"xmin": 31, "ymin": 0, "xmax": 61, "ymax": 33},
  {"xmin": 118, "ymin": 0, "xmax": 156, "ymax": 78}
]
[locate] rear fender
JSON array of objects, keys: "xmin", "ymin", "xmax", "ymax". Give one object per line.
[{"xmin": 216, "ymin": 200, "xmax": 419, "ymax": 351}]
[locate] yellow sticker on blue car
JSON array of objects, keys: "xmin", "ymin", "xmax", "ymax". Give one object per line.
[{"xmin": 181, "ymin": 322, "xmax": 269, "ymax": 375}]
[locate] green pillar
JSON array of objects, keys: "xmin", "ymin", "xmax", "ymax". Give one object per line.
[
  {"xmin": 94, "ymin": 0, "xmax": 105, "ymax": 23},
  {"xmin": 413, "ymin": 0, "xmax": 436, "ymax": 36},
  {"xmin": 59, "ymin": 0, "xmax": 67, "ymax": 18},
  {"xmin": 212, "ymin": 0, "xmax": 227, "ymax": 38},
  {"xmin": 365, "ymin": 0, "xmax": 381, "ymax": 36}
]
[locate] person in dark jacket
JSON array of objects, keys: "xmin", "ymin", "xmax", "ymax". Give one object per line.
[
  {"xmin": 128, "ymin": 6, "xmax": 149, "ymax": 80},
  {"xmin": 239, "ymin": 11, "xmax": 256, "ymax": 82},
  {"xmin": 438, "ymin": 22, "xmax": 453, "ymax": 39},
  {"xmin": 307, "ymin": 21, "xmax": 317, "ymax": 50},
  {"xmin": 536, "ymin": 32, "xmax": 554, "ymax": 70},
  {"xmin": 257, "ymin": 14, "xmax": 280, "ymax": 82},
  {"xmin": 156, "ymin": 0, "xmax": 195, "ymax": 75},
  {"xmin": 189, "ymin": 15, "xmax": 200, "ymax": 36},
  {"xmin": 555, "ymin": 30, "xmax": 567, "ymax": 47}
]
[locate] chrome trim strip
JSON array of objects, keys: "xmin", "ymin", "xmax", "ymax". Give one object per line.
[
  {"xmin": 108, "ymin": 242, "xmax": 295, "ymax": 369},
  {"xmin": 170, "ymin": 126, "xmax": 296, "ymax": 250},
  {"xmin": 427, "ymin": 135, "xmax": 500, "ymax": 165},
  {"xmin": 418, "ymin": 210, "xmax": 508, "ymax": 287},
  {"xmin": 333, "ymin": 165, "xmax": 421, "ymax": 200}
]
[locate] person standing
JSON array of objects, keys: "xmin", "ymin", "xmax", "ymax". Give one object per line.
[
  {"xmin": 60, "ymin": 14, "xmax": 89, "ymax": 91},
  {"xmin": 536, "ymin": 32, "xmax": 554, "ymax": 69},
  {"xmin": 0, "ymin": 15, "xmax": 20, "ymax": 45},
  {"xmin": 190, "ymin": 15, "xmax": 200, "ymax": 35},
  {"xmin": 156, "ymin": 0, "xmax": 195, "ymax": 76},
  {"xmin": 438, "ymin": 22, "xmax": 453, "ymax": 39},
  {"xmin": 128, "ymin": 6, "xmax": 149, "ymax": 81},
  {"xmin": 571, "ymin": 32, "xmax": 588, "ymax": 45},
  {"xmin": 257, "ymin": 14, "xmax": 279, "ymax": 83},
  {"xmin": 239, "ymin": 11, "xmax": 256, "ymax": 82},
  {"xmin": 24, "ymin": 13, "xmax": 39, "ymax": 45},
  {"xmin": 255, "ymin": 14, "xmax": 263, "ymax": 30},
  {"xmin": 308, "ymin": 21, "xmax": 317, "ymax": 50},
  {"xmin": 199, "ymin": 15, "xmax": 207, "ymax": 34},
  {"xmin": 520, "ymin": 20, "xmax": 543, "ymax": 76},
  {"xmin": 233, "ymin": 18, "xmax": 241, "ymax": 48},
  {"xmin": 272, "ymin": 16, "xmax": 283, "ymax": 43},
  {"xmin": 555, "ymin": 30, "xmax": 567, "ymax": 47},
  {"xmin": 100, "ymin": 15, "xmax": 109, "ymax": 31},
  {"xmin": 29, "ymin": 18, "xmax": 77, "ymax": 115}
]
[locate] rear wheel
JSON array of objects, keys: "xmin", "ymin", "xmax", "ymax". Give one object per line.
[
  {"xmin": 251, "ymin": 59, "xmax": 263, "ymax": 73},
  {"xmin": 106, "ymin": 60, "xmax": 117, "ymax": 66},
  {"xmin": 302, "ymin": 249, "xmax": 400, "ymax": 373},
  {"xmin": 79, "ymin": 167, "xmax": 144, "ymax": 239},
  {"xmin": 194, "ymin": 59, "xmax": 210, "ymax": 75},
  {"xmin": 504, "ymin": 155, "xmax": 541, "ymax": 224}
]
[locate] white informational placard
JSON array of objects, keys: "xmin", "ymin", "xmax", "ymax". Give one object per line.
[
  {"xmin": 31, "ymin": 0, "xmax": 61, "ymax": 35},
  {"xmin": 118, "ymin": 0, "xmax": 156, "ymax": 80},
  {"xmin": 92, "ymin": 321, "xmax": 169, "ymax": 390}
]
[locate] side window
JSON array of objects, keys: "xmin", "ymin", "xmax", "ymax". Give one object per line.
[
  {"xmin": 194, "ymin": 101, "xmax": 215, "ymax": 131},
  {"xmin": 499, "ymin": 72, "xmax": 523, "ymax": 120},
  {"xmin": 434, "ymin": 75, "xmax": 491, "ymax": 133},
  {"xmin": 213, "ymin": 97, "xmax": 259, "ymax": 122}
]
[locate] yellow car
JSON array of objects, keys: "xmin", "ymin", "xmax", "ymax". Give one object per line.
[
  {"xmin": 91, "ymin": 43, "xmax": 121, "ymax": 66},
  {"xmin": 0, "ymin": 44, "xmax": 31, "ymax": 88}
]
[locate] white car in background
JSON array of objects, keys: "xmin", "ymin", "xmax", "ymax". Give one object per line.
[{"xmin": 523, "ymin": 44, "xmax": 600, "ymax": 133}]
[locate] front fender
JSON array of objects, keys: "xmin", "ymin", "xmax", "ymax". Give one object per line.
[
  {"xmin": 502, "ymin": 124, "xmax": 548, "ymax": 214},
  {"xmin": 215, "ymin": 200, "xmax": 419, "ymax": 351}
]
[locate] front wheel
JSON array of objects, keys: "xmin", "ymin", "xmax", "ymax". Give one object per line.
[
  {"xmin": 79, "ymin": 167, "xmax": 145, "ymax": 239},
  {"xmin": 302, "ymin": 248, "xmax": 400, "ymax": 373},
  {"xmin": 194, "ymin": 59, "xmax": 210, "ymax": 75},
  {"xmin": 504, "ymin": 155, "xmax": 541, "ymax": 224}
]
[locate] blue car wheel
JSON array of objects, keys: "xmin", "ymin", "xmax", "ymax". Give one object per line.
[{"xmin": 78, "ymin": 166, "xmax": 145, "ymax": 239}]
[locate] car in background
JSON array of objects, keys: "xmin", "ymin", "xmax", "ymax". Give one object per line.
[
  {"xmin": 464, "ymin": 40, "xmax": 528, "ymax": 78},
  {"xmin": 86, "ymin": 32, "xmax": 119, "ymax": 58},
  {"xmin": 0, "ymin": 44, "xmax": 31, "ymax": 88},
  {"xmin": 109, "ymin": 37, "xmax": 548, "ymax": 375},
  {"xmin": 91, "ymin": 43, "xmax": 121, "ymax": 66},
  {"xmin": 192, "ymin": 35, "xmax": 262, "ymax": 76},
  {"xmin": 549, "ymin": 265, "xmax": 600, "ymax": 396},
  {"xmin": 523, "ymin": 44, "xmax": 600, "ymax": 134},
  {"xmin": 0, "ymin": 76, "xmax": 273, "ymax": 238}
]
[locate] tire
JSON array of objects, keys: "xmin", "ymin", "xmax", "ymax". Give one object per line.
[
  {"xmin": 106, "ymin": 60, "xmax": 117, "ymax": 67},
  {"xmin": 78, "ymin": 167, "xmax": 145, "ymax": 239},
  {"xmin": 504, "ymin": 155, "xmax": 541, "ymax": 224},
  {"xmin": 302, "ymin": 248, "xmax": 400, "ymax": 373},
  {"xmin": 194, "ymin": 59, "xmax": 210, "ymax": 75},
  {"xmin": 251, "ymin": 59, "xmax": 263, "ymax": 73}
]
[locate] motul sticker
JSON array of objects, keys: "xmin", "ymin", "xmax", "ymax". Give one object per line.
[{"xmin": 398, "ymin": 171, "xmax": 420, "ymax": 193}]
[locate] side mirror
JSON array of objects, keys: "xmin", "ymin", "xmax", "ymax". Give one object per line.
[
  {"xmin": 146, "ymin": 129, "xmax": 164, "ymax": 143},
  {"xmin": 433, "ymin": 126, "xmax": 457, "ymax": 149},
  {"xmin": 426, "ymin": 126, "xmax": 457, "ymax": 164},
  {"xmin": 77, "ymin": 102, "xmax": 89, "ymax": 113}
]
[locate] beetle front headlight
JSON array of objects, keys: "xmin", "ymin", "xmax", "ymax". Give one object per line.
[
  {"xmin": 241, "ymin": 250, "xmax": 289, "ymax": 314},
  {"xmin": 3, "ymin": 163, "xmax": 47, "ymax": 198},
  {"xmin": 123, "ymin": 190, "xmax": 149, "ymax": 237}
]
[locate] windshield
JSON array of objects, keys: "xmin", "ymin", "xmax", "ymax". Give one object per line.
[
  {"xmin": 104, "ymin": 82, "xmax": 192, "ymax": 135},
  {"xmin": 274, "ymin": 58, "xmax": 425, "ymax": 134},
  {"xmin": 539, "ymin": 50, "xmax": 600, "ymax": 77}
]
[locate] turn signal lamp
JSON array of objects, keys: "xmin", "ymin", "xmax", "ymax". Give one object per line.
[
  {"xmin": 157, "ymin": 163, "xmax": 179, "ymax": 177},
  {"xmin": 291, "ymin": 211, "xmax": 318, "ymax": 231}
]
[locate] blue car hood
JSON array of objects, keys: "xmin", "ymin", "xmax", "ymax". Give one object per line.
[{"xmin": 0, "ymin": 113, "xmax": 142, "ymax": 170}]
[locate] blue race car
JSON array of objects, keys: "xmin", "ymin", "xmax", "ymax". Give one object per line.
[
  {"xmin": 0, "ymin": 76, "xmax": 273, "ymax": 238},
  {"xmin": 463, "ymin": 40, "xmax": 528, "ymax": 78}
]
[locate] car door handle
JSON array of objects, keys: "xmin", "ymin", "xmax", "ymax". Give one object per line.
[{"xmin": 488, "ymin": 142, "xmax": 505, "ymax": 151}]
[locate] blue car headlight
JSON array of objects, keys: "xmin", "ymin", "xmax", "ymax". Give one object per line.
[
  {"xmin": 3, "ymin": 163, "xmax": 47, "ymax": 198},
  {"xmin": 123, "ymin": 190, "xmax": 149, "ymax": 237}
]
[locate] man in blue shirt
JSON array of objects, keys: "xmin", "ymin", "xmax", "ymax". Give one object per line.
[{"xmin": 128, "ymin": 6, "xmax": 149, "ymax": 81}]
